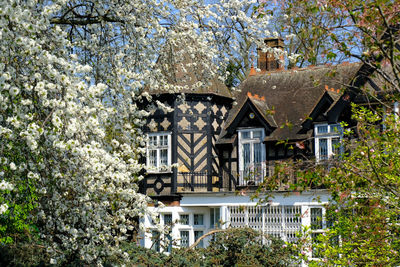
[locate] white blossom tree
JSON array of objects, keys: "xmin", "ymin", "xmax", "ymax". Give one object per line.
[{"xmin": 0, "ymin": 0, "xmax": 276, "ymax": 264}]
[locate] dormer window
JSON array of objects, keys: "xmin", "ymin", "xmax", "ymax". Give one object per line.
[
  {"xmin": 147, "ymin": 132, "xmax": 171, "ymax": 172},
  {"xmin": 238, "ymin": 128, "xmax": 266, "ymax": 185},
  {"xmin": 314, "ymin": 124, "xmax": 342, "ymax": 161}
]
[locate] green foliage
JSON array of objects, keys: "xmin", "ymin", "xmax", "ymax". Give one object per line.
[
  {"xmin": 0, "ymin": 238, "xmax": 50, "ymax": 267},
  {"xmin": 270, "ymin": 105, "xmax": 400, "ymax": 265},
  {"xmin": 0, "ymin": 141, "xmax": 39, "ymax": 244},
  {"xmin": 202, "ymin": 228, "xmax": 297, "ymax": 266},
  {"xmin": 0, "ymin": 228, "xmax": 297, "ymax": 266},
  {"xmin": 255, "ymin": 0, "xmax": 400, "ymax": 264},
  {"xmin": 224, "ymin": 61, "xmax": 242, "ymax": 89}
]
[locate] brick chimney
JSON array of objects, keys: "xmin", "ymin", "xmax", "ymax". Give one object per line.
[{"xmin": 257, "ymin": 37, "xmax": 284, "ymax": 72}]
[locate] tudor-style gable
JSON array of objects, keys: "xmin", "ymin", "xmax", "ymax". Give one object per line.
[{"xmin": 225, "ymin": 94, "xmax": 276, "ymax": 136}]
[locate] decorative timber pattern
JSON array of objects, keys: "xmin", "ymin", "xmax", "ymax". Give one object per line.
[
  {"xmin": 176, "ymin": 99, "xmax": 211, "ymax": 192},
  {"xmin": 177, "ymin": 132, "xmax": 208, "ymax": 173},
  {"xmin": 228, "ymin": 205, "xmax": 302, "ymax": 243},
  {"xmin": 143, "ymin": 95, "xmax": 232, "ymax": 195}
]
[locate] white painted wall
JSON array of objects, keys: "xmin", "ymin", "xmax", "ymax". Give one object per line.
[{"xmin": 141, "ymin": 191, "xmax": 330, "ymax": 252}]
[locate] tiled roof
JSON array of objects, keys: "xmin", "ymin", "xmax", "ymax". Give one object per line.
[
  {"xmin": 144, "ymin": 47, "xmax": 232, "ymax": 99},
  {"xmin": 221, "ymin": 62, "xmax": 362, "ymax": 142}
]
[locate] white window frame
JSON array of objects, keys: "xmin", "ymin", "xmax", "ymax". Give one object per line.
[
  {"xmin": 309, "ymin": 206, "xmax": 326, "ymax": 259},
  {"xmin": 193, "ymin": 213, "xmax": 204, "ymax": 226},
  {"xmin": 179, "ymin": 230, "xmax": 190, "ymax": 248},
  {"xmin": 237, "ymin": 128, "xmax": 266, "ymax": 185},
  {"xmin": 179, "ymin": 214, "xmax": 190, "ymax": 225},
  {"xmin": 194, "ymin": 230, "xmax": 204, "ymax": 248},
  {"xmin": 314, "ymin": 123, "xmax": 342, "ymax": 162},
  {"xmin": 146, "ymin": 132, "xmax": 172, "ymax": 172},
  {"xmin": 210, "ymin": 207, "xmax": 220, "ymax": 228}
]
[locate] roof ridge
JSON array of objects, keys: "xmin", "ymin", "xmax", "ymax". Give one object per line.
[{"xmin": 249, "ymin": 61, "xmax": 361, "ymax": 77}]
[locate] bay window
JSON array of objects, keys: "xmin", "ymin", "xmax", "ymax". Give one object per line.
[
  {"xmin": 238, "ymin": 128, "xmax": 266, "ymax": 185},
  {"xmin": 147, "ymin": 132, "xmax": 171, "ymax": 172}
]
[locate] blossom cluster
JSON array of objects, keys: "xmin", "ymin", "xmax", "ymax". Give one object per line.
[{"xmin": 0, "ymin": 0, "xmax": 275, "ymax": 264}]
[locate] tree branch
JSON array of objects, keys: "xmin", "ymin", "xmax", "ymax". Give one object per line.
[
  {"xmin": 186, "ymin": 229, "xmax": 226, "ymax": 250},
  {"xmin": 50, "ymin": 16, "xmax": 126, "ymax": 25}
]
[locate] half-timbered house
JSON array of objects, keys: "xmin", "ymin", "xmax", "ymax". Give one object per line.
[{"xmin": 139, "ymin": 38, "xmax": 374, "ymax": 255}]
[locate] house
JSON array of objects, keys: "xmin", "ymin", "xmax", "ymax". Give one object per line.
[{"xmin": 139, "ymin": 38, "xmax": 376, "ymax": 256}]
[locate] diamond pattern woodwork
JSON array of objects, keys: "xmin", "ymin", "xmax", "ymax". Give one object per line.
[
  {"xmin": 194, "ymin": 117, "xmax": 206, "ymax": 130},
  {"xmin": 178, "ymin": 103, "xmax": 189, "ymax": 113},
  {"xmin": 212, "ymin": 119, "xmax": 219, "ymax": 132},
  {"xmin": 220, "ymin": 105, "xmax": 227, "ymax": 116},
  {"xmin": 194, "ymin": 102, "xmax": 206, "ymax": 114},
  {"xmin": 178, "ymin": 117, "xmax": 190, "ymax": 130},
  {"xmin": 212, "ymin": 104, "xmax": 219, "ymax": 114},
  {"xmin": 148, "ymin": 118, "xmax": 158, "ymax": 132},
  {"xmin": 160, "ymin": 117, "xmax": 171, "ymax": 130}
]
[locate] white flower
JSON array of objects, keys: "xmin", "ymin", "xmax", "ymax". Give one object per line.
[
  {"xmin": 111, "ymin": 139, "xmax": 120, "ymax": 148},
  {"xmin": 9, "ymin": 86, "xmax": 20, "ymax": 96},
  {"xmin": 286, "ymin": 33, "xmax": 296, "ymax": 40},
  {"xmin": 0, "ymin": 181, "xmax": 14, "ymax": 191},
  {"xmin": 0, "ymin": 0, "xmax": 276, "ymax": 264},
  {"xmin": 9, "ymin": 162, "xmax": 17, "ymax": 170},
  {"xmin": 0, "ymin": 203, "xmax": 8, "ymax": 214}
]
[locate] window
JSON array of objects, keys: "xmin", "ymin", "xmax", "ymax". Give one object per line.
[
  {"xmin": 180, "ymin": 214, "xmax": 189, "ymax": 225},
  {"xmin": 151, "ymin": 230, "xmax": 160, "ymax": 252},
  {"xmin": 194, "ymin": 214, "xmax": 204, "ymax": 225},
  {"xmin": 166, "ymin": 232, "xmax": 172, "ymax": 253},
  {"xmin": 238, "ymin": 128, "xmax": 266, "ymax": 185},
  {"xmin": 147, "ymin": 132, "xmax": 171, "ymax": 172},
  {"xmin": 163, "ymin": 214, "xmax": 172, "ymax": 225},
  {"xmin": 194, "ymin": 230, "xmax": 204, "ymax": 248},
  {"xmin": 310, "ymin": 207, "xmax": 325, "ymax": 258},
  {"xmin": 210, "ymin": 208, "xmax": 220, "ymax": 228},
  {"xmin": 311, "ymin": 208, "xmax": 323, "ymax": 230},
  {"xmin": 160, "ymin": 214, "xmax": 173, "ymax": 253},
  {"xmin": 314, "ymin": 124, "xmax": 342, "ymax": 161},
  {"xmin": 180, "ymin": 230, "xmax": 189, "ymax": 248}
]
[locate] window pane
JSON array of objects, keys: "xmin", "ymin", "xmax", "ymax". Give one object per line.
[
  {"xmin": 152, "ymin": 231, "xmax": 160, "ymax": 252},
  {"xmin": 180, "ymin": 231, "xmax": 189, "ymax": 248},
  {"xmin": 317, "ymin": 125, "xmax": 328, "ymax": 134},
  {"xmin": 160, "ymin": 149, "xmax": 168, "ymax": 166},
  {"xmin": 331, "ymin": 138, "xmax": 340, "ymax": 156},
  {"xmin": 311, "ymin": 208, "xmax": 323, "ymax": 230},
  {"xmin": 149, "ymin": 149, "xmax": 157, "ymax": 167},
  {"xmin": 216, "ymin": 208, "xmax": 220, "ymax": 225},
  {"xmin": 149, "ymin": 136, "xmax": 157, "ymax": 146},
  {"xmin": 330, "ymin": 124, "xmax": 342, "ymax": 134},
  {"xmin": 210, "ymin": 208, "xmax": 220, "ymax": 228},
  {"xmin": 166, "ymin": 231, "xmax": 172, "ymax": 253},
  {"xmin": 194, "ymin": 214, "xmax": 204, "ymax": 225},
  {"xmin": 254, "ymin": 143, "xmax": 262, "ymax": 163},
  {"xmin": 194, "ymin": 231, "xmax": 204, "ymax": 248},
  {"xmin": 180, "ymin": 214, "xmax": 189, "ymax": 225},
  {"xmin": 243, "ymin": 143, "xmax": 251, "ymax": 168},
  {"xmin": 311, "ymin": 233, "xmax": 322, "ymax": 258},
  {"xmin": 164, "ymin": 214, "xmax": 172, "ymax": 225},
  {"xmin": 242, "ymin": 131, "xmax": 250, "ymax": 139},
  {"xmin": 160, "ymin": 135, "xmax": 168, "ymax": 146},
  {"xmin": 253, "ymin": 130, "xmax": 262, "ymax": 138},
  {"xmin": 319, "ymin": 139, "xmax": 328, "ymax": 160}
]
